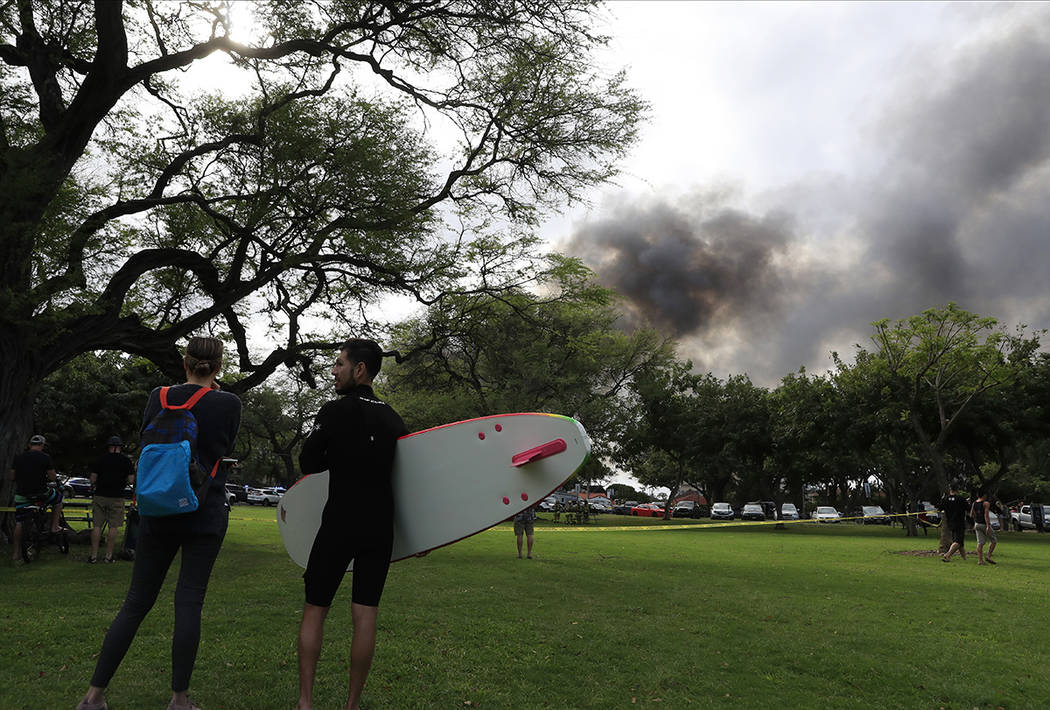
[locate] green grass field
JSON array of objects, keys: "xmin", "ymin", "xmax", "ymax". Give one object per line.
[{"xmin": 2, "ymin": 508, "xmax": 1048, "ymax": 709}]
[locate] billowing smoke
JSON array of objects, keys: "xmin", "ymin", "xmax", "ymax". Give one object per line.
[
  {"xmin": 566, "ymin": 198, "xmax": 798, "ymax": 336},
  {"xmin": 566, "ymin": 5, "xmax": 1050, "ymax": 383}
]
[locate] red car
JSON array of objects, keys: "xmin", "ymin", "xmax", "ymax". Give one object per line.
[{"xmin": 630, "ymin": 503, "xmax": 671, "ymax": 518}]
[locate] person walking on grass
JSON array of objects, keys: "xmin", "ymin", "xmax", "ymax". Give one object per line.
[
  {"xmin": 971, "ymin": 492, "xmax": 998, "ymax": 565},
  {"xmin": 87, "ymin": 436, "xmax": 135, "ymax": 564},
  {"xmin": 294, "ymin": 339, "xmax": 408, "ymax": 710},
  {"xmin": 77, "ymin": 337, "xmax": 241, "ymax": 710},
  {"xmin": 941, "ymin": 483, "xmax": 969, "ymax": 563},
  {"xmin": 514, "ymin": 504, "xmax": 537, "ymax": 558}
]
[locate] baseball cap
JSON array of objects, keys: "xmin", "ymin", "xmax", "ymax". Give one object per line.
[
  {"xmin": 107, "ymin": 435, "xmax": 123, "ymax": 446},
  {"xmin": 29, "ymin": 434, "xmax": 46, "ymax": 445}
]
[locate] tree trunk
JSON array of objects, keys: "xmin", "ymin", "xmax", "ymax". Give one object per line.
[{"xmin": 0, "ymin": 333, "xmax": 44, "ymax": 540}]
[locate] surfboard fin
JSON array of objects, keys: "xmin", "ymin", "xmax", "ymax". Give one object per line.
[{"xmin": 512, "ymin": 438, "xmax": 567, "ymax": 467}]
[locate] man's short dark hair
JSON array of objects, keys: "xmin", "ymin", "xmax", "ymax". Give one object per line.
[{"xmin": 342, "ymin": 339, "xmax": 383, "ymax": 379}]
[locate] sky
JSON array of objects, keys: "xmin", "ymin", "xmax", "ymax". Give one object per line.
[{"xmin": 550, "ymin": 1, "xmax": 1050, "ymax": 388}]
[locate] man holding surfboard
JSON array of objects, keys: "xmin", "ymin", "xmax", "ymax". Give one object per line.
[{"xmin": 294, "ymin": 339, "xmax": 408, "ymax": 710}]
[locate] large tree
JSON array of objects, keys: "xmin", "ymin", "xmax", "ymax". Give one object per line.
[{"xmin": 0, "ymin": 2, "xmax": 645, "ymax": 488}]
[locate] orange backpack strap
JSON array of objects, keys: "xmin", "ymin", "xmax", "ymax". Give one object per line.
[{"xmin": 159, "ymin": 385, "xmax": 211, "ymax": 411}]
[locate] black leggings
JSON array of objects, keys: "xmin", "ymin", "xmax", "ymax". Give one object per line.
[{"xmin": 90, "ymin": 521, "xmax": 226, "ymax": 692}]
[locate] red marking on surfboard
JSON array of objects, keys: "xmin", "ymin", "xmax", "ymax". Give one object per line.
[
  {"xmin": 521, "ymin": 493, "xmax": 529, "ymax": 501},
  {"xmin": 478, "ymin": 432, "xmax": 486, "ymax": 440},
  {"xmin": 502, "ymin": 496, "xmax": 510, "ymax": 505},
  {"xmin": 495, "ymin": 424, "xmax": 503, "ymax": 432},
  {"xmin": 512, "ymin": 439, "xmax": 567, "ymax": 467}
]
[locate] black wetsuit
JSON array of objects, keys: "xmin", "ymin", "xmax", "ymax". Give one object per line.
[{"xmin": 301, "ymin": 384, "xmax": 408, "ymax": 607}]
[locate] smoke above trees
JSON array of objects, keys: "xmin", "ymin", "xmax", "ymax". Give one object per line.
[{"xmin": 565, "ymin": 5, "xmax": 1050, "ymax": 383}]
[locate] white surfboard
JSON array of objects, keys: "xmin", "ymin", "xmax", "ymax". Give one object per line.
[{"xmin": 277, "ymin": 412, "xmax": 591, "ymax": 569}]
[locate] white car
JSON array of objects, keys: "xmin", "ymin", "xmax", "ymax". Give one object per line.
[
  {"xmin": 812, "ymin": 506, "xmax": 841, "ymax": 523},
  {"xmin": 710, "ymin": 502, "xmax": 734, "ymax": 520},
  {"xmin": 780, "ymin": 503, "xmax": 800, "ymax": 520},
  {"xmin": 247, "ymin": 487, "xmax": 283, "ymax": 506}
]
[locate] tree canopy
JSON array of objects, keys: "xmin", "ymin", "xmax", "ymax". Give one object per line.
[{"xmin": 0, "ymin": 0, "xmax": 646, "ymax": 479}]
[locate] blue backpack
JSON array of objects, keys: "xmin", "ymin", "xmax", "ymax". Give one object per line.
[{"xmin": 136, "ymin": 386, "xmax": 219, "ymax": 516}]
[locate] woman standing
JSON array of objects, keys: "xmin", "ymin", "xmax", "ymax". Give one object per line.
[{"xmin": 78, "ymin": 337, "xmax": 241, "ymax": 710}]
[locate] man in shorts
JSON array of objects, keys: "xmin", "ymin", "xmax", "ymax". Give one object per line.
[
  {"xmin": 294, "ymin": 339, "xmax": 408, "ymax": 710},
  {"xmin": 971, "ymin": 492, "xmax": 998, "ymax": 565},
  {"xmin": 88, "ymin": 436, "xmax": 135, "ymax": 563},
  {"xmin": 9, "ymin": 435, "xmax": 63, "ymax": 561},
  {"xmin": 941, "ymin": 483, "xmax": 969, "ymax": 562},
  {"xmin": 514, "ymin": 504, "xmax": 537, "ymax": 558}
]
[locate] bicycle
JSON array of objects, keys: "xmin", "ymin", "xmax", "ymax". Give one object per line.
[{"xmin": 15, "ymin": 502, "xmax": 69, "ymax": 563}]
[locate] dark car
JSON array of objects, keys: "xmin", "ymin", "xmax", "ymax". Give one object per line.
[
  {"xmin": 61, "ymin": 476, "xmax": 93, "ymax": 497},
  {"xmin": 741, "ymin": 502, "xmax": 766, "ymax": 521},
  {"xmin": 613, "ymin": 500, "xmax": 640, "ymax": 515},
  {"xmin": 672, "ymin": 500, "xmax": 702, "ymax": 519}
]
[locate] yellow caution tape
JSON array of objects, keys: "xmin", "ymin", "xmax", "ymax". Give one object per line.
[{"xmin": 537, "ymin": 510, "xmax": 945, "ymax": 532}]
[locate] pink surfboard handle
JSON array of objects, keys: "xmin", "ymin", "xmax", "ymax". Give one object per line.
[{"xmin": 512, "ymin": 438, "xmax": 567, "ymax": 467}]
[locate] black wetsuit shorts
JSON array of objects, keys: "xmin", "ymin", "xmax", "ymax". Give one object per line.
[{"xmin": 303, "ymin": 520, "xmax": 393, "ymax": 607}]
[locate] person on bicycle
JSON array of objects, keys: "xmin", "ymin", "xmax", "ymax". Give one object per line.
[{"xmin": 9, "ymin": 434, "xmax": 64, "ymax": 561}]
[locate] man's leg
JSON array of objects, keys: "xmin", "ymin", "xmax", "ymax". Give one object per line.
[
  {"xmin": 11, "ymin": 521, "xmax": 22, "ymax": 561},
  {"xmin": 297, "ymin": 603, "xmax": 329, "ymax": 710},
  {"xmin": 526, "ymin": 532, "xmax": 534, "ymax": 558},
  {"xmin": 51, "ymin": 500, "xmax": 63, "ymax": 533},
  {"xmin": 516, "ymin": 532, "xmax": 523, "ymax": 558},
  {"xmin": 105, "ymin": 526, "xmax": 119, "ymax": 561},
  {"xmin": 90, "ymin": 524, "xmax": 103, "ymax": 561},
  {"xmin": 347, "ymin": 602, "xmax": 379, "ymax": 710},
  {"xmin": 976, "ymin": 541, "xmax": 985, "ymax": 564}
]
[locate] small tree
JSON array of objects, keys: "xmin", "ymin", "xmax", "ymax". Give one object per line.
[{"xmin": 869, "ymin": 303, "xmax": 1030, "ymax": 550}]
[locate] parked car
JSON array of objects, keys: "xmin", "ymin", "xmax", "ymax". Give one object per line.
[
  {"xmin": 61, "ymin": 476, "xmax": 93, "ymax": 497},
  {"xmin": 630, "ymin": 503, "xmax": 669, "ymax": 518},
  {"xmin": 613, "ymin": 500, "xmax": 639, "ymax": 515},
  {"xmin": 589, "ymin": 499, "xmax": 612, "ymax": 513},
  {"xmin": 918, "ymin": 501, "xmax": 941, "ymax": 524},
  {"xmin": 1011, "ymin": 504, "xmax": 1050, "ymax": 531},
  {"xmin": 780, "ymin": 503, "xmax": 800, "ymax": 520},
  {"xmin": 538, "ymin": 495, "xmax": 558, "ymax": 511},
  {"xmin": 672, "ymin": 500, "xmax": 702, "ymax": 518},
  {"xmin": 759, "ymin": 501, "xmax": 779, "ymax": 521},
  {"xmin": 710, "ymin": 502, "xmax": 734, "ymax": 521},
  {"xmin": 225, "ymin": 483, "xmax": 246, "ymax": 505},
  {"xmin": 226, "ymin": 483, "xmax": 248, "ymax": 503},
  {"xmin": 812, "ymin": 506, "xmax": 841, "ymax": 523},
  {"xmin": 247, "ymin": 487, "xmax": 283, "ymax": 506},
  {"xmin": 855, "ymin": 505, "xmax": 890, "ymax": 525},
  {"xmin": 741, "ymin": 502, "xmax": 765, "ymax": 521}
]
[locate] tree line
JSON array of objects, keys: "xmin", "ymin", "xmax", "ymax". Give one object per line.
[{"xmin": 31, "ymin": 296, "xmax": 1050, "ymax": 536}]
